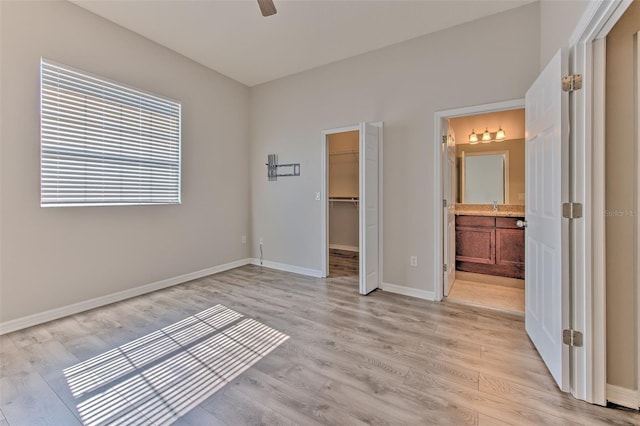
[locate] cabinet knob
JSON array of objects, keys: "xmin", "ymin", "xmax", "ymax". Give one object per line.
[{"xmin": 516, "ymin": 220, "xmax": 528, "ymax": 228}]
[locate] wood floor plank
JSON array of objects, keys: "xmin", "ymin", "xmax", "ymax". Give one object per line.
[
  {"xmin": 404, "ymin": 369, "xmax": 581, "ymax": 426},
  {"xmin": 172, "ymin": 405, "xmax": 229, "ymax": 426},
  {"xmin": 0, "ymin": 372, "xmax": 81, "ymax": 426},
  {"xmin": 0, "ymin": 258, "xmax": 637, "ymax": 425},
  {"xmin": 477, "ymin": 413, "xmax": 512, "ymax": 426},
  {"xmin": 479, "ymin": 373, "xmax": 640, "ymax": 426},
  {"xmin": 198, "ymin": 385, "xmax": 299, "ymax": 426},
  {"xmin": 0, "ymin": 336, "xmax": 34, "ymax": 380}
]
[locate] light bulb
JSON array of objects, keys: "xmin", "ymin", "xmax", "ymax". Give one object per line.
[
  {"xmin": 481, "ymin": 128, "xmax": 492, "ymax": 143},
  {"xmin": 469, "ymin": 129, "xmax": 478, "ymax": 144}
]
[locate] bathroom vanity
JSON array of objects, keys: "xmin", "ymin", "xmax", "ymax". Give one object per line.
[{"xmin": 455, "ymin": 210, "xmax": 525, "ymax": 279}]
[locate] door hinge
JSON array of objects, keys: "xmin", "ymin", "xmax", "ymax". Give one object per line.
[
  {"xmin": 442, "ymin": 135, "xmax": 447, "ymax": 144},
  {"xmin": 443, "ymin": 199, "xmax": 448, "ymax": 208},
  {"xmin": 443, "ymin": 264, "xmax": 448, "ymax": 272},
  {"xmin": 562, "ymin": 202, "xmax": 583, "ymax": 219},
  {"xmin": 562, "ymin": 74, "xmax": 583, "ymax": 92},
  {"xmin": 563, "ymin": 329, "xmax": 583, "ymax": 347}
]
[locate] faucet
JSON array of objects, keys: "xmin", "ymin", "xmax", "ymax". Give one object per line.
[{"xmin": 493, "ymin": 201, "xmax": 498, "ymax": 211}]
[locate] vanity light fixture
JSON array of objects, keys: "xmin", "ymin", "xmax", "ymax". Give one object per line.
[
  {"xmin": 468, "ymin": 126, "xmax": 507, "ymax": 144},
  {"xmin": 468, "ymin": 129, "xmax": 479, "ymax": 144},
  {"xmin": 481, "ymin": 128, "xmax": 492, "ymax": 143}
]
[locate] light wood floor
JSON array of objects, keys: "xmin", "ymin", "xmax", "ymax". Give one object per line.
[
  {"xmin": 447, "ymin": 272, "xmax": 525, "ymax": 315},
  {"xmin": 1, "ymin": 265, "xmax": 638, "ymax": 425},
  {"xmin": 328, "ymin": 248, "xmax": 358, "ymax": 278}
]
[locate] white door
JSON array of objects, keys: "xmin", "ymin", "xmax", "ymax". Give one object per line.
[
  {"xmin": 359, "ymin": 122, "xmax": 380, "ymax": 295},
  {"xmin": 443, "ymin": 120, "xmax": 456, "ymax": 296},
  {"xmin": 524, "ymin": 49, "xmax": 570, "ymax": 392}
]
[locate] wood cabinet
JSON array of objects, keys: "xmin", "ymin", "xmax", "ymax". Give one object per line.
[{"xmin": 455, "ymin": 215, "xmax": 524, "ymax": 279}]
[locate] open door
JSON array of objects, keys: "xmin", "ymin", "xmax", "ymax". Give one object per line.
[
  {"xmin": 359, "ymin": 122, "xmax": 380, "ymax": 295},
  {"xmin": 443, "ymin": 120, "xmax": 456, "ymax": 296},
  {"xmin": 524, "ymin": 49, "xmax": 570, "ymax": 391}
]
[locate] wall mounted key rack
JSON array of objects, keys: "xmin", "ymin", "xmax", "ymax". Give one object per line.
[{"xmin": 266, "ymin": 154, "xmax": 300, "ymax": 181}]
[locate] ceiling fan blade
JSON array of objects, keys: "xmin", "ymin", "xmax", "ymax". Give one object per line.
[{"xmin": 257, "ymin": 0, "xmax": 277, "ymax": 17}]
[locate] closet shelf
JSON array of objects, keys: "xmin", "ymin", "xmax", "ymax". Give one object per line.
[
  {"xmin": 329, "ymin": 197, "xmax": 359, "ymax": 207},
  {"xmin": 329, "ymin": 150, "xmax": 359, "ymax": 162}
]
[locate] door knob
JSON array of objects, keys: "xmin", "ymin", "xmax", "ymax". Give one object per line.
[{"xmin": 516, "ymin": 220, "xmax": 528, "ymax": 228}]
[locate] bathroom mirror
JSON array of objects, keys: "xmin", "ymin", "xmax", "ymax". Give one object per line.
[{"xmin": 460, "ymin": 151, "xmax": 509, "ymax": 204}]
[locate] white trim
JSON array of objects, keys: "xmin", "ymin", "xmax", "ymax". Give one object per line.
[
  {"xmin": 321, "ymin": 122, "xmax": 383, "ymax": 288},
  {"xmin": 606, "ymin": 384, "xmax": 639, "ymax": 409},
  {"xmin": 587, "ymin": 36, "xmax": 608, "ymax": 406},
  {"xmin": 329, "ymin": 244, "xmax": 359, "ymax": 252},
  {"xmin": 250, "ymin": 259, "xmax": 323, "ymax": 278},
  {"xmin": 0, "ymin": 258, "xmax": 252, "ymax": 335},
  {"xmin": 376, "ymin": 122, "xmax": 384, "ymax": 299},
  {"xmin": 433, "ymin": 99, "xmax": 525, "ymax": 302},
  {"xmin": 380, "ymin": 283, "xmax": 436, "ymax": 301},
  {"xmin": 570, "ymin": 0, "xmax": 633, "ymax": 405}
]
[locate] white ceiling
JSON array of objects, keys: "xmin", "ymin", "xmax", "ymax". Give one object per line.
[{"xmin": 72, "ymin": 0, "xmax": 536, "ymax": 87}]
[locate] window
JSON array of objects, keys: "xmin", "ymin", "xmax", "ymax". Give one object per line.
[{"xmin": 40, "ymin": 59, "xmax": 181, "ymax": 207}]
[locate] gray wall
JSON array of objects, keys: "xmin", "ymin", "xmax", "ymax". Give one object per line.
[
  {"xmin": 540, "ymin": 0, "xmax": 591, "ymax": 69},
  {"xmin": 0, "ymin": 0, "xmax": 250, "ymax": 322},
  {"xmin": 249, "ymin": 3, "xmax": 540, "ymax": 289}
]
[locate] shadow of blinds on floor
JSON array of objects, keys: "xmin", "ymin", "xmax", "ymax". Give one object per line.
[{"xmin": 63, "ymin": 304, "xmax": 289, "ymax": 425}]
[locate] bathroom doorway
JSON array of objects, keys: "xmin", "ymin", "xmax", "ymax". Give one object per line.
[{"xmin": 443, "ymin": 107, "xmax": 526, "ymax": 315}]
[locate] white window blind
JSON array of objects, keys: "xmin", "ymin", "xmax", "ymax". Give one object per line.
[{"xmin": 40, "ymin": 59, "xmax": 181, "ymax": 207}]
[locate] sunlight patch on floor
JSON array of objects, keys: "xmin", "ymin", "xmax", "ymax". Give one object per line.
[{"xmin": 63, "ymin": 304, "xmax": 288, "ymax": 425}]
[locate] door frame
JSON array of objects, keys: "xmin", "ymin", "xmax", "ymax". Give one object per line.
[
  {"xmin": 433, "ymin": 98, "xmax": 525, "ymax": 302},
  {"xmin": 568, "ymin": 0, "xmax": 632, "ymax": 406},
  {"xmin": 320, "ymin": 123, "xmax": 384, "ymax": 285}
]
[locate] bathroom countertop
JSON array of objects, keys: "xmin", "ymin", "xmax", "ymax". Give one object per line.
[
  {"xmin": 454, "ymin": 210, "xmax": 524, "ymax": 217},
  {"xmin": 454, "ymin": 203, "xmax": 525, "ymax": 217}
]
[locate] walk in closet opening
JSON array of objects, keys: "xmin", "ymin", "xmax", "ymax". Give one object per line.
[{"xmin": 327, "ymin": 130, "xmax": 360, "ymax": 279}]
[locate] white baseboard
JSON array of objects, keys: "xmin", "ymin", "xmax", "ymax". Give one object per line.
[
  {"xmin": 0, "ymin": 258, "xmax": 252, "ymax": 335},
  {"xmin": 250, "ymin": 259, "xmax": 324, "ymax": 278},
  {"xmin": 329, "ymin": 244, "xmax": 359, "ymax": 252},
  {"xmin": 607, "ymin": 384, "xmax": 639, "ymax": 409},
  {"xmin": 380, "ymin": 282, "xmax": 436, "ymax": 301}
]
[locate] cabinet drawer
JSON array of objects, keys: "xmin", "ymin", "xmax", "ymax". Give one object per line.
[
  {"xmin": 455, "ymin": 215, "xmax": 495, "ymax": 228},
  {"xmin": 496, "ymin": 217, "xmax": 524, "ymax": 229}
]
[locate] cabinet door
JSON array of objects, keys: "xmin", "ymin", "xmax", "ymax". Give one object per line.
[
  {"xmin": 495, "ymin": 228, "xmax": 525, "ymax": 267},
  {"xmin": 455, "ymin": 226, "xmax": 495, "ymax": 264}
]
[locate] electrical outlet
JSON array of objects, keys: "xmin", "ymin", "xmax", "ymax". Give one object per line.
[
  {"xmin": 241, "ymin": 236, "xmax": 247, "ymax": 244},
  {"xmin": 259, "ymin": 237, "xmax": 264, "ymax": 245},
  {"xmin": 410, "ymin": 256, "xmax": 418, "ymax": 267}
]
